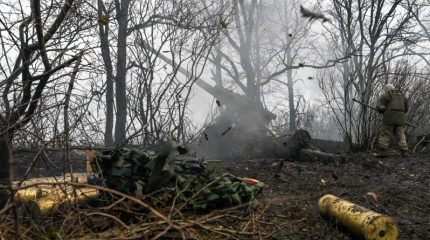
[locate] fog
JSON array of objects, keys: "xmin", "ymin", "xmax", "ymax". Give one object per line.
[{"xmin": 1, "ymin": 0, "xmax": 429, "ymax": 164}]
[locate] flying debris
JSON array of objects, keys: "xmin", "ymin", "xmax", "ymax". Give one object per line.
[
  {"xmin": 300, "ymin": 6, "xmax": 330, "ymax": 22},
  {"xmin": 221, "ymin": 127, "xmax": 232, "ymax": 137},
  {"xmin": 216, "ymin": 100, "xmax": 221, "ymax": 107}
]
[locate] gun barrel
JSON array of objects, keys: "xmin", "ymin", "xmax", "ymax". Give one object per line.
[
  {"xmin": 352, "ymin": 98, "xmax": 377, "ymax": 111},
  {"xmin": 352, "ymin": 98, "xmax": 417, "ymax": 128}
]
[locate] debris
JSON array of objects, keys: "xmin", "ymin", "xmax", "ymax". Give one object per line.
[
  {"xmin": 216, "ymin": 99, "xmax": 221, "ymax": 106},
  {"xmin": 379, "ymin": 161, "xmax": 390, "ymax": 167},
  {"xmin": 300, "ymin": 6, "xmax": 330, "ymax": 22},
  {"xmin": 243, "ymin": 177, "xmax": 260, "ymax": 185},
  {"xmin": 318, "ymin": 194, "xmax": 398, "ymax": 239},
  {"xmin": 367, "ymin": 192, "xmax": 378, "ymax": 201},
  {"xmin": 319, "ymin": 179, "xmax": 326, "ymax": 186},
  {"xmin": 221, "ymin": 127, "xmax": 232, "ymax": 137}
]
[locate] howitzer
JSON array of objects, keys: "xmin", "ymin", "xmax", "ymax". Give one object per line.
[
  {"xmin": 352, "ymin": 98, "xmax": 417, "ymax": 128},
  {"xmin": 136, "ymin": 38, "xmax": 277, "ymax": 126}
]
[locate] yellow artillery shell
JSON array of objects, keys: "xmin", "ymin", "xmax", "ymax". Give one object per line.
[
  {"xmin": 29, "ymin": 187, "xmax": 99, "ymax": 217},
  {"xmin": 12, "ymin": 173, "xmax": 91, "ymax": 188},
  {"xmin": 318, "ymin": 194, "xmax": 398, "ymax": 240},
  {"xmin": 37, "ymin": 186, "xmax": 73, "ymax": 198},
  {"xmin": 12, "ymin": 177, "xmax": 72, "ymax": 188},
  {"xmin": 11, "ymin": 173, "xmax": 95, "ymax": 205},
  {"xmin": 13, "ymin": 188, "xmax": 43, "ymax": 204}
]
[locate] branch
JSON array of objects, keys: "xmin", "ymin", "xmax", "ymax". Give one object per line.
[
  {"xmin": 30, "ymin": 55, "xmax": 80, "ymax": 80},
  {"xmin": 126, "ymin": 15, "xmax": 169, "ymax": 36},
  {"xmin": 260, "ymin": 53, "xmax": 355, "ymax": 86},
  {"xmin": 28, "ymin": 0, "xmax": 76, "ymax": 51},
  {"xmin": 32, "ymin": 0, "xmax": 51, "ymax": 71}
]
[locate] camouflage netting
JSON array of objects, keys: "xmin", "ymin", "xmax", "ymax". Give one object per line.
[{"xmin": 91, "ymin": 139, "xmax": 265, "ymax": 210}]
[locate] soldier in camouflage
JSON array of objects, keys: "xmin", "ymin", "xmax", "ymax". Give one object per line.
[{"xmin": 375, "ymin": 84, "xmax": 409, "ymax": 158}]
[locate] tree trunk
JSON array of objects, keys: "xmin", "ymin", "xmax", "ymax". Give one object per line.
[
  {"xmin": 0, "ymin": 134, "xmax": 11, "ymax": 181},
  {"xmin": 114, "ymin": 0, "xmax": 130, "ymax": 144},
  {"xmin": 98, "ymin": 0, "xmax": 114, "ymax": 146},
  {"xmin": 105, "ymin": 72, "xmax": 114, "ymax": 146},
  {"xmin": 285, "ymin": 2, "xmax": 296, "ymax": 132}
]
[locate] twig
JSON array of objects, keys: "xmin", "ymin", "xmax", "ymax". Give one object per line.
[
  {"xmin": 99, "ymin": 197, "xmax": 126, "ymax": 211},
  {"xmin": 413, "ymin": 133, "xmax": 429, "ymax": 154},
  {"xmin": 150, "ymin": 223, "xmax": 173, "ymax": 240},
  {"xmin": 83, "ymin": 212, "xmax": 129, "ymax": 229},
  {"xmin": 16, "ymin": 130, "xmax": 66, "ymax": 187},
  {"xmin": 170, "ymin": 178, "xmax": 191, "ymax": 217},
  {"xmin": 64, "ymin": 51, "xmax": 83, "ymax": 183},
  {"xmin": 224, "ymin": 214, "xmax": 273, "ymax": 225},
  {"xmin": 0, "ymin": 203, "xmax": 14, "ymax": 215},
  {"xmin": 189, "ymin": 221, "xmax": 266, "ymax": 237},
  {"xmin": 5, "ymin": 182, "xmax": 181, "ymax": 231},
  {"xmin": 182, "ymin": 202, "xmax": 253, "ymax": 227}
]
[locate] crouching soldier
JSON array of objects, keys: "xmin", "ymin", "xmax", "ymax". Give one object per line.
[{"xmin": 376, "ymin": 84, "xmax": 409, "ymax": 158}]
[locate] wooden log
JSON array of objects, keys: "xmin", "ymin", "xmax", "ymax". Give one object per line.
[
  {"xmin": 318, "ymin": 194, "xmax": 398, "ymax": 240},
  {"xmin": 29, "ymin": 187, "xmax": 99, "ymax": 217}
]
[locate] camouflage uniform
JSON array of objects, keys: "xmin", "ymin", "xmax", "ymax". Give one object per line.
[
  {"xmin": 379, "ymin": 125, "xmax": 408, "ymax": 150},
  {"xmin": 376, "ymin": 89, "xmax": 409, "ymax": 156}
]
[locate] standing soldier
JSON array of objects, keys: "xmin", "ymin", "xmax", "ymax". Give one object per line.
[{"xmin": 376, "ymin": 84, "xmax": 409, "ymax": 158}]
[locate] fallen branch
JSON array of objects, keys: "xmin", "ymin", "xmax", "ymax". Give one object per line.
[{"xmin": 413, "ymin": 133, "xmax": 430, "ymax": 154}]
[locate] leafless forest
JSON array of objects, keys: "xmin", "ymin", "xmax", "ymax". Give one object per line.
[{"xmin": 1, "ymin": 0, "xmax": 430, "ymax": 239}]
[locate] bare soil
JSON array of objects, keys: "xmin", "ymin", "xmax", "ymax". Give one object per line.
[
  {"xmin": 225, "ymin": 151, "xmax": 430, "ymax": 239},
  {"xmin": 8, "ymin": 148, "xmax": 430, "ymax": 239}
]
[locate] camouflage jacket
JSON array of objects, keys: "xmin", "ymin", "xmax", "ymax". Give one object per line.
[{"xmin": 376, "ymin": 90, "xmax": 409, "ymax": 125}]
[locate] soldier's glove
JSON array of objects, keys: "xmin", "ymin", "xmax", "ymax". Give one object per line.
[{"xmin": 376, "ymin": 105, "xmax": 386, "ymax": 114}]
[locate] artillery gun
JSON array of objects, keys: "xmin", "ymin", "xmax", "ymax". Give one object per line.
[
  {"xmin": 137, "ymin": 40, "xmax": 277, "ymax": 158},
  {"xmin": 137, "ymin": 40, "xmax": 346, "ymax": 162}
]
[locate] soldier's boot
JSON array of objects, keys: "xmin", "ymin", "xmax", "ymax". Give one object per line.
[
  {"xmin": 376, "ymin": 148, "xmax": 388, "ymax": 158},
  {"xmin": 401, "ymin": 150, "xmax": 410, "ymax": 158}
]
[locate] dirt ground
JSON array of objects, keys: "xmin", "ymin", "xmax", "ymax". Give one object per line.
[
  {"xmin": 225, "ymin": 151, "xmax": 430, "ymax": 239},
  {"xmin": 9, "ymin": 148, "xmax": 430, "ymax": 239}
]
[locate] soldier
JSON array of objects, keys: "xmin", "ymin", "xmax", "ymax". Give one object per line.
[{"xmin": 375, "ymin": 84, "xmax": 409, "ymax": 158}]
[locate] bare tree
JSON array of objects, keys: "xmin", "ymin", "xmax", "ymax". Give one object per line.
[
  {"xmin": 94, "ymin": 0, "xmax": 229, "ymax": 146},
  {"xmin": 0, "ymin": 0, "xmax": 91, "ymax": 180},
  {"xmin": 316, "ymin": 0, "xmax": 415, "ymax": 149}
]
